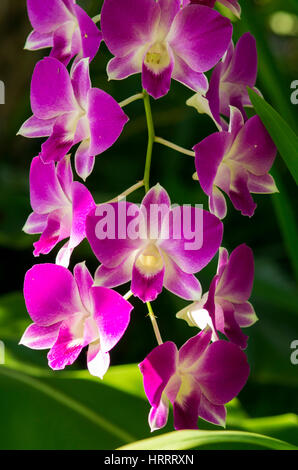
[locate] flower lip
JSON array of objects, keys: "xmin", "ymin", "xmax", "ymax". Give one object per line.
[
  {"xmin": 144, "ymin": 41, "xmax": 171, "ymax": 74},
  {"xmin": 135, "ymin": 243, "xmax": 164, "ymax": 276}
]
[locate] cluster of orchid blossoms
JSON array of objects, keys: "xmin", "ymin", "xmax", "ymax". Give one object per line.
[{"xmin": 18, "ymin": 0, "xmax": 277, "ymax": 432}]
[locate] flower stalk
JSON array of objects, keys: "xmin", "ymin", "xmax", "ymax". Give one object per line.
[
  {"xmin": 143, "ymin": 90, "xmax": 155, "ymax": 193},
  {"xmin": 146, "ymin": 302, "xmax": 163, "ymax": 346},
  {"xmin": 155, "ymin": 136, "xmax": 195, "ymax": 157}
]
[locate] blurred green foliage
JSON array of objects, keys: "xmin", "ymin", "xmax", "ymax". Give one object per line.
[{"xmin": 0, "ymin": 0, "xmax": 297, "ymax": 449}]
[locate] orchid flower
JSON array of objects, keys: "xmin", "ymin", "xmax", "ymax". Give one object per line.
[
  {"xmin": 177, "ymin": 244, "xmax": 258, "ymax": 349},
  {"xmin": 86, "ymin": 184, "xmax": 223, "ymax": 302},
  {"xmin": 193, "ymin": 106, "xmax": 278, "ymax": 219},
  {"xmin": 20, "ymin": 263, "xmax": 133, "ymax": 378},
  {"xmin": 187, "ymin": 33, "xmax": 259, "ymax": 129},
  {"xmin": 23, "ymin": 155, "xmax": 95, "ymax": 268},
  {"xmin": 101, "ymin": 0, "xmax": 233, "ymax": 99},
  {"xmin": 139, "ymin": 327, "xmax": 249, "ymax": 431},
  {"xmin": 25, "ymin": 0, "xmax": 102, "ymax": 66},
  {"xmin": 18, "ymin": 57, "xmax": 129, "ymax": 180}
]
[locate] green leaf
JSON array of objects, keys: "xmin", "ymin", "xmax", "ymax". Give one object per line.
[
  {"xmin": 118, "ymin": 430, "xmax": 297, "ymax": 450},
  {"xmin": 0, "ymin": 355, "xmax": 172, "ymax": 449},
  {"xmin": 248, "ymin": 88, "xmax": 298, "ymax": 185}
]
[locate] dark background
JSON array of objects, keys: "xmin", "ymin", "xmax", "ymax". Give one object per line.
[{"xmin": 0, "ymin": 0, "xmax": 297, "ymax": 449}]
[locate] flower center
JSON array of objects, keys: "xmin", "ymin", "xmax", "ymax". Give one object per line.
[
  {"xmin": 135, "ymin": 244, "xmax": 164, "ymax": 276},
  {"xmin": 144, "ymin": 42, "xmax": 171, "ymax": 74}
]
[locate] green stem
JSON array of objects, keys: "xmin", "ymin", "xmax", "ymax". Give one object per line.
[
  {"xmin": 155, "ymin": 136, "xmax": 195, "ymax": 157},
  {"xmin": 146, "ymin": 302, "xmax": 163, "ymax": 346},
  {"xmin": 143, "ymin": 91, "xmax": 155, "ymax": 193},
  {"xmin": 92, "ymin": 14, "xmax": 101, "ymax": 24},
  {"xmin": 105, "ymin": 180, "xmax": 144, "ymax": 203},
  {"xmin": 123, "ymin": 290, "xmax": 133, "ymax": 301},
  {"xmin": 119, "ymin": 92, "xmax": 144, "ymax": 108}
]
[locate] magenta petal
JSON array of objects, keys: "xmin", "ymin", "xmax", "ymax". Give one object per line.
[
  {"xmin": 56, "ymin": 155, "xmax": 73, "ymax": 200},
  {"xmin": 228, "ymin": 106, "xmax": 245, "ymax": 140},
  {"xmin": 24, "ymin": 264, "xmax": 83, "ymax": 326},
  {"xmin": 40, "ymin": 113, "xmax": 77, "ymax": 163},
  {"xmin": 74, "ymin": 140, "xmax": 94, "ymax": 181},
  {"xmin": 216, "ymin": 244, "xmax": 254, "ymax": 303},
  {"xmin": 172, "ymin": 54, "xmax": 208, "ymax": 93},
  {"xmin": 158, "ymin": 0, "xmax": 181, "ymax": 36},
  {"xmin": 107, "ymin": 53, "xmax": 142, "ymax": 81},
  {"xmin": 149, "ymin": 398, "xmax": 169, "ymax": 432},
  {"xmin": 219, "ymin": 299, "xmax": 248, "ymax": 349},
  {"xmin": 217, "ymin": 247, "xmax": 229, "ymax": 276},
  {"xmin": 139, "ymin": 341, "xmax": 178, "ymax": 407},
  {"xmin": 205, "ymin": 62, "xmax": 222, "ymax": 127},
  {"xmin": 231, "ymin": 116, "xmax": 277, "ymax": 176},
  {"xmin": 30, "ymin": 57, "xmax": 78, "ymax": 119},
  {"xmin": 71, "ymin": 58, "xmax": 91, "ymax": 109},
  {"xmin": 168, "ymin": 5, "xmax": 232, "ymax": 73},
  {"xmin": 194, "ymin": 131, "xmax": 231, "ymax": 195},
  {"xmin": 247, "ymin": 173, "xmax": 278, "ymax": 194},
  {"xmin": 91, "ymin": 287, "xmax": 133, "ymax": 353},
  {"xmin": 173, "ymin": 388, "xmax": 201, "ymax": 430},
  {"xmin": 179, "ymin": 328, "xmax": 212, "ymax": 369},
  {"xmin": 101, "ymin": 0, "xmax": 160, "ymax": 57},
  {"xmin": 86, "ymin": 202, "xmax": 144, "ymax": 268},
  {"xmin": 142, "ymin": 54, "xmax": 174, "ymax": 99},
  {"xmin": 33, "ymin": 212, "xmax": 61, "ymax": 256},
  {"xmin": 23, "ymin": 212, "xmax": 48, "ymax": 234},
  {"xmin": 228, "ymin": 168, "xmax": 257, "ymax": 217},
  {"xmin": 234, "ymin": 302, "xmax": 258, "ymax": 328},
  {"xmin": 163, "ymin": 255, "xmax": 202, "ymax": 300},
  {"xmin": 20, "ymin": 322, "xmax": 61, "ymax": 350},
  {"xmin": 197, "ymin": 340, "xmax": 250, "ymax": 405},
  {"xmin": 73, "ymin": 262, "xmax": 94, "ymax": 313},
  {"xmin": 198, "ymin": 394, "xmax": 226, "ymax": 427},
  {"xmin": 18, "ymin": 115, "xmax": 55, "ymax": 138},
  {"xmin": 94, "ymin": 256, "xmax": 134, "ymax": 289},
  {"xmin": 226, "ymin": 33, "xmax": 257, "ymax": 87},
  {"xmin": 141, "ymin": 184, "xmax": 171, "ymax": 238},
  {"xmin": 27, "ymin": 0, "xmax": 72, "ymax": 33},
  {"xmin": 131, "ymin": 259, "xmax": 165, "ymax": 302},
  {"xmin": 47, "ymin": 317, "xmax": 84, "ymax": 370},
  {"xmin": 209, "ymin": 187, "xmax": 227, "ymax": 219},
  {"xmin": 160, "ymin": 207, "xmax": 223, "ymax": 274},
  {"xmin": 87, "ymin": 88, "xmax": 128, "ymax": 155},
  {"xmin": 69, "ymin": 181, "xmax": 95, "ymax": 250},
  {"xmin": 29, "ymin": 157, "xmax": 68, "ymax": 214},
  {"xmin": 25, "ymin": 30, "xmax": 53, "ymax": 50},
  {"xmin": 50, "ymin": 21, "xmax": 76, "ymax": 66},
  {"xmin": 74, "ymin": 4, "xmax": 102, "ymax": 63}
]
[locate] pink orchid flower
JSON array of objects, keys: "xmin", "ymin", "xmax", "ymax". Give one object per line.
[
  {"xmin": 101, "ymin": 0, "xmax": 233, "ymax": 99},
  {"xmin": 177, "ymin": 244, "xmax": 258, "ymax": 349},
  {"xmin": 86, "ymin": 184, "xmax": 223, "ymax": 302},
  {"xmin": 23, "ymin": 155, "xmax": 95, "ymax": 268},
  {"xmin": 193, "ymin": 106, "xmax": 278, "ymax": 219},
  {"xmin": 20, "ymin": 263, "xmax": 133, "ymax": 378},
  {"xmin": 18, "ymin": 57, "xmax": 129, "ymax": 180},
  {"xmin": 139, "ymin": 327, "xmax": 249, "ymax": 431},
  {"xmin": 182, "ymin": 0, "xmax": 241, "ymax": 19},
  {"xmin": 25, "ymin": 0, "xmax": 102, "ymax": 66},
  {"xmin": 188, "ymin": 33, "xmax": 260, "ymax": 129}
]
